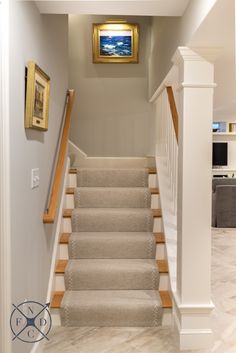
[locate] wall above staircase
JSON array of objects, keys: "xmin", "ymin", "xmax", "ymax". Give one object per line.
[{"xmin": 69, "ymin": 15, "xmax": 155, "ymax": 157}]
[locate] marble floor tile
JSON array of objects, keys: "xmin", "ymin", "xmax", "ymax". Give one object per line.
[{"xmin": 41, "ymin": 229, "xmax": 236, "ymax": 353}]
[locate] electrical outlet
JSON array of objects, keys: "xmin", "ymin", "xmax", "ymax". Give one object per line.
[{"xmin": 31, "ymin": 168, "xmax": 39, "ymax": 189}]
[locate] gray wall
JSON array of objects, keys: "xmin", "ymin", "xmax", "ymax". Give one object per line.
[
  {"xmin": 9, "ymin": 2, "xmax": 68, "ymax": 352},
  {"xmin": 148, "ymin": 0, "xmax": 217, "ymax": 98},
  {"xmin": 69, "ymin": 15, "xmax": 154, "ymax": 157}
]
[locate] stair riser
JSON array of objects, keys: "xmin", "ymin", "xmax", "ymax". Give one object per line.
[
  {"xmin": 59, "ymin": 242, "xmax": 165, "ymax": 260},
  {"xmin": 62, "ymin": 216, "xmax": 164, "ymax": 233},
  {"xmin": 67, "ymin": 173, "xmax": 76, "ymax": 188},
  {"xmin": 51, "ymin": 307, "xmax": 172, "ymax": 327},
  {"xmin": 68, "ymin": 171, "xmax": 157, "ymax": 188},
  {"xmin": 54, "ymin": 272, "xmax": 169, "ymax": 292},
  {"xmin": 149, "ymin": 174, "xmax": 158, "ymax": 188},
  {"xmin": 159, "ymin": 274, "xmax": 169, "ymax": 291},
  {"xmin": 65, "ymin": 268, "xmax": 160, "ymax": 291},
  {"xmin": 64, "ymin": 194, "xmax": 74, "ymax": 209},
  {"xmin": 64, "ymin": 193, "xmax": 159, "ymax": 209}
]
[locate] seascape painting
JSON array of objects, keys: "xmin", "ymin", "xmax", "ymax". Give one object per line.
[
  {"xmin": 93, "ymin": 23, "xmax": 139, "ymax": 63},
  {"xmin": 99, "ymin": 30, "xmax": 132, "ymax": 57}
]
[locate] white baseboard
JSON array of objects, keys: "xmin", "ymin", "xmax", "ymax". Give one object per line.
[
  {"xmin": 68, "ymin": 140, "xmax": 155, "ymax": 168},
  {"xmin": 172, "ymin": 292, "xmax": 214, "ymax": 350}
]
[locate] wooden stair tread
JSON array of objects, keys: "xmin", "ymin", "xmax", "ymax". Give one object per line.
[
  {"xmin": 152, "ymin": 209, "xmax": 162, "ymax": 217},
  {"xmin": 51, "ymin": 291, "xmax": 64, "ymax": 308},
  {"xmin": 51, "ymin": 290, "xmax": 172, "ymax": 309},
  {"xmin": 148, "ymin": 167, "xmax": 157, "ymax": 174},
  {"xmin": 159, "ymin": 291, "xmax": 172, "ymax": 308},
  {"xmin": 60, "ymin": 233, "xmax": 71, "ymax": 244},
  {"xmin": 66, "ymin": 187, "xmax": 75, "ymax": 195},
  {"xmin": 69, "ymin": 168, "xmax": 77, "ymax": 174},
  {"xmin": 150, "ymin": 188, "xmax": 159, "ymax": 195},
  {"xmin": 154, "ymin": 232, "xmax": 165, "ymax": 243},
  {"xmin": 157, "ymin": 259, "xmax": 168, "ymax": 273},
  {"xmin": 55, "ymin": 259, "xmax": 68, "ymax": 273},
  {"xmin": 63, "ymin": 209, "xmax": 73, "ymax": 218}
]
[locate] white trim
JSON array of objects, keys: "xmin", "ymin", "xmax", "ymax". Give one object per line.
[
  {"xmin": 172, "ymin": 46, "xmax": 221, "ymax": 65},
  {"xmin": 0, "ymin": 0, "xmax": 12, "ymax": 352},
  {"xmin": 173, "ymin": 292, "xmax": 214, "ymax": 314},
  {"xmin": 30, "ymin": 158, "xmax": 70, "ymax": 353},
  {"xmin": 68, "ymin": 140, "xmax": 154, "ymax": 168},
  {"xmin": 176, "ymin": 82, "xmax": 217, "ymax": 91}
]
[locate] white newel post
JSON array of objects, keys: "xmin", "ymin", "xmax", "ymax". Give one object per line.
[{"xmin": 172, "ymin": 47, "xmax": 217, "ymax": 350}]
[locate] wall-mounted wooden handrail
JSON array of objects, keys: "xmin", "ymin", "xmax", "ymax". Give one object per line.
[
  {"xmin": 43, "ymin": 89, "xmax": 75, "ymax": 224},
  {"xmin": 166, "ymin": 86, "xmax": 179, "ymax": 144}
]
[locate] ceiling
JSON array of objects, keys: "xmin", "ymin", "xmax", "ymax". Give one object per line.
[{"xmin": 35, "ymin": 0, "xmax": 191, "ymax": 16}]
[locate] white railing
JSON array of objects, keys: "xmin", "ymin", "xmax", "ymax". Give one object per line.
[{"xmin": 155, "ymin": 86, "xmax": 178, "ymax": 217}]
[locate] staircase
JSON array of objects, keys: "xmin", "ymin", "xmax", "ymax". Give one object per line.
[{"xmin": 51, "ymin": 166, "xmax": 172, "ymax": 326}]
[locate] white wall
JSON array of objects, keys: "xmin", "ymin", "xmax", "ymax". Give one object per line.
[
  {"xmin": 69, "ymin": 15, "xmax": 154, "ymax": 157},
  {"xmin": 9, "ymin": 2, "xmax": 68, "ymax": 352},
  {"xmin": 148, "ymin": 0, "xmax": 217, "ymax": 97}
]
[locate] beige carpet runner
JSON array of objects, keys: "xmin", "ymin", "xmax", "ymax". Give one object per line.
[{"xmin": 61, "ymin": 168, "xmax": 163, "ymax": 326}]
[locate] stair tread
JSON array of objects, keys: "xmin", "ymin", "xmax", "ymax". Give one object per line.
[
  {"xmin": 51, "ymin": 291, "xmax": 64, "ymax": 308},
  {"xmin": 69, "ymin": 168, "xmax": 77, "ymax": 174},
  {"xmin": 148, "ymin": 167, "xmax": 157, "ymax": 174},
  {"xmin": 60, "ymin": 233, "xmax": 70, "ymax": 244},
  {"xmin": 63, "ymin": 209, "xmax": 73, "ymax": 218},
  {"xmin": 66, "ymin": 187, "xmax": 75, "ymax": 194},
  {"xmin": 154, "ymin": 232, "xmax": 165, "ymax": 243},
  {"xmin": 55, "ymin": 259, "xmax": 68, "ymax": 273},
  {"xmin": 51, "ymin": 290, "xmax": 172, "ymax": 309},
  {"xmin": 156, "ymin": 259, "xmax": 168, "ymax": 273}
]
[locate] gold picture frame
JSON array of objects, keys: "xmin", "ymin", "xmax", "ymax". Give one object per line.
[
  {"xmin": 25, "ymin": 61, "xmax": 50, "ymax": 131},
  {"xmin": 92, "ymin": 23, "xmax": 139, "ymax": 63}
]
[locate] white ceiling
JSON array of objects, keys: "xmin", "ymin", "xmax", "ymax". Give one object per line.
[{"xmin": 36, "ymin": 0, "xmax": 191, "ymax": 16}]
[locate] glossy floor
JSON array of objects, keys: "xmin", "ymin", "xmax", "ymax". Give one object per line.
[{"xmin": 41, "ymin": 228, "xmax": 236, "ymax": 353}]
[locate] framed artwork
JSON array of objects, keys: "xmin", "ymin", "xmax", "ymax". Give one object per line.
[
  {"xmin": 25, "ymin": 61, "xmax": 50, "ymax": 131},
  {"xmin": 92, "ymin": 23, "xmax": 139, "ymax": 63}
]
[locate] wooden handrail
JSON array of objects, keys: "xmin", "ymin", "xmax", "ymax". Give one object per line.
[
  {"xmin": 43, "ymin": 89, "xmax": 75, "ymax": 224},
  {"xmin": 166, "ymin": 86, "xmax": 179, "ymax": 144}
]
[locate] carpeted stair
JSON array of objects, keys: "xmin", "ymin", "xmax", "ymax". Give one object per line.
[{"xmin": 60, "ymin": 168, "xmax": 163, "ymax": 326}]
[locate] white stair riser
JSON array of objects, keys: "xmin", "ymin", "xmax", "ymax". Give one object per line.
[
  {"xmin": 149, "ymin": 174, "xmax": 157, "ymax": 188},
  {"xmin": 156, "ymin": 244, "xmax": 166, "ymax": 259},
  {"xmin": 154, "ymin": 218, "xmax": 163, "ymax": 232},
  {"xmin": 59, "ymin": 244, "xmax": 69, "ymax": 259},
  {"xmin": 55, "ymin": 274, "xmax": 65, "ymax": 291},
  {"xmin": 162, "ymin": 308, "xmax": 172, "ymax": 326},
  {"xmin": 159, "ymin": 274, "xmax": 169, "ymax": 291},
  {"xmin": 151, "ymin": 194, "xmax": 160, "ymax": 209},
  {"xmin": 64, "ymin": 194, "xmax": 74, "ymax": 209},
  {"xmin": 62, "ymin": 218, "xmax": 72, "ymax": 233},
  {"xmin": 51, "ymin": 309, "xmax": 61, "ymax": 326},
  {"xmin": 68, "ymin": 173, "xmax": 77, "ymax": 187}
]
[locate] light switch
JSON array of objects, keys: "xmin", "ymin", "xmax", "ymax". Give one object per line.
[{"xmin": 31, "ymin": 168, "xmax": 40, "ymax": 189}]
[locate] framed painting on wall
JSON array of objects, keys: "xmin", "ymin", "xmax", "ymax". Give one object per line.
[
  {"xmin": 92, "ymin": 23, "xmax": 139, "ymax": 63},
  {"xmin": 25, "ymin": 61, "xmax": 50, "ymax": 131}
]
